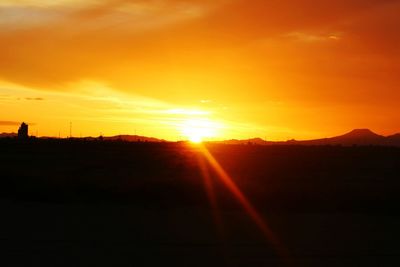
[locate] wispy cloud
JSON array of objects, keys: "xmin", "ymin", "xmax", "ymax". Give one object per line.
[
  {"xmin": 0, "ymin": 92, "xmax": 44, "ymax": 101},
  {"xmin": 285, "ymin": 32, "xmax": 342, "ymax": 42},
  {"xmin": 0, "ymin": 120, "xmax": 20, "ymax": 126},
  {"xmin": 24, "ymin": 97, "xmax": 44, "ymax": 101},
  {"xmin": 0, "ymin": 0, "xmax": 217, "ymax": 30}
]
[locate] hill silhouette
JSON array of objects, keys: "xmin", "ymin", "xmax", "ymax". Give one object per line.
[
  {"xmin": 386, "ymin": 133, "xmax": 400, "ymax": 146},
  {"xmin": 1, "ymin": 129, "xmax": 400, "ymax": 146},
  {"xmin": 217, "ymin": 129, "xmax": 400, "ymax": 147},
  {"xmin": 103, "ymin": 134, "xmax": 165, "ymax": 142},
  {"xmin": 215, "ymin": 137, "xmax": 269, "ymax": 145},
  {"xmin": 0, "ymin": 133, "xmax": 164, "ymax": 142},
  {"xmin": 299, "ymin": 129, "xmax": 386, "ymax": 146},
  {"xmin": 0, "ymin": 132, "xmax": 17, "ymax": 138},
  {"xmin": 332, "ymin": 128, "xmax": 384, "ymax": 142}
]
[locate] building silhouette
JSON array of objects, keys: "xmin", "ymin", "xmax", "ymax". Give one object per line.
[{"xmin": 18, "ymin": 122, "xmax": 29, "ymax": 139}]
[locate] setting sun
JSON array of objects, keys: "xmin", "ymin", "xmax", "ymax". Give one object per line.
[{"xmin": 181, "ymin": 118, "xmax": 221, "ymax": 143}]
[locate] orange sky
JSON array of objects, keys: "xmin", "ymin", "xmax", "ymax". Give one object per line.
[{"xmin": 0, "ymin": 0, "xmax": 399, "ymax": 140}]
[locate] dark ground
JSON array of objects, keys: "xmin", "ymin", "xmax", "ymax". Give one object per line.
[{"xmin": 1, "ymin": 139, "xmax": 400, "ymax": 266}]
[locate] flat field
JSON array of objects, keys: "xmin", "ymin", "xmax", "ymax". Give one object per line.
[{"xmin": 1, "ymin": 139, "xmax": 400, "ymax": 266}]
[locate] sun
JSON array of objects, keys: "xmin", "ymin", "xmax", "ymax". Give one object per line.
[
  {"xmin": 181, "ymin": 118, "xmax": 220, "ymax": 143},
  {"xmin": 188, "ymin": 134, "xmax": 203, "ymax": 143}
]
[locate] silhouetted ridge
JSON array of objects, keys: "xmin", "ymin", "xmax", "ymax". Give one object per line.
[
  {"xmin": 104, "ymin": 135, "xmax": 164, "ymax": 142},
  {"xmin": 320, "ymin": 129, "xmax": 385, "ymax": 146},
  {"xmin": 386, "ymin": 133, "xmax": 400, "ymax": 146},
  {"xmin": 387, "ymin": 133, "xmax": 400, "ymax": 139},
  {"xmin": 340, "ymin": 129, "xmax": 383, "ymax": 139},
  {"xmin": 214, "ymin": 137, "xmax": 268, "ymax": 145},
  {"xmin": 215, "ymin": 129, "xmax": 400, "ymax": 146},
  {"xmin": 0, "ymin": 132, "xmax": 17, "ymax": 138}
]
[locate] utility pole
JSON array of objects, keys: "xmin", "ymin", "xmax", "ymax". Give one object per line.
[{"xmin": 69, "ymin": 122, "xmax": 72, "ymax": 138}]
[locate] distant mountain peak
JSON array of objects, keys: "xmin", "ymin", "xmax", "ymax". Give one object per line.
[
  {"xmin": 343, "ymin": 129, "xmax": 382, "ymax": 138},
  {"xmin": 213, "ymin": 128, "xmax": 400, "ymax": 147},
  {"xmin": 349, "ymin": 128, "xmax": 374, "ymax": 133}
]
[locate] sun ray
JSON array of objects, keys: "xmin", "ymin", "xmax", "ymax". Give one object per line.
[
  {"xmin": 196, "ymin": 144, "xmax": 289, "ymax": 260},
  {"xmin": 197, "ymin": 153, "xmax": 232, "ymax": 262},
  {"xmin": 197, "ymin": 153, "xmax": 225, "ymax": 235}
]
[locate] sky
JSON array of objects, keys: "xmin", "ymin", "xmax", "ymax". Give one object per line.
[{"xmin": 0, "ymin": 0, "xmax": 399, "ymax": 140}]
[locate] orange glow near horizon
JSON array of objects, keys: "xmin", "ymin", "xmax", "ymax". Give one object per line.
[
  {"xmin": 0, "ymin": 1, "xmax": 400, "ymax": 139},
  {"xmin": 181, "ymin": 118, "xmax": 221, "ymax": 143}
]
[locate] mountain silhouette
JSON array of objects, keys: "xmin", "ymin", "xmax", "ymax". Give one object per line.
[
  {"xmin": 338, "ymin": 129, "xmax": 383, "ymax": 139},
  {"xmin": 217, "ymin": 129, "xmax": 400, "ymax": 147},
  {"xmin": 0, "ymin": 132, "xmax": 17, "ymax": 138},
  {"xmin": 217, "ymin": 137, "xmax": 268, "ymax": 145},
  {"xmin": 103, "ymin": 135, "xmax": 165, "ymax": 142},
  {"xmin": 386, "ymin": 133, "xmax": 400, "ymax": 146},
  {"xmin": 325, "ymin": 129, "xmax": 385, "ymax": 145},
  {"xmin": 282, "ymin": 129, "xmax": 392, "ymax": 146}
]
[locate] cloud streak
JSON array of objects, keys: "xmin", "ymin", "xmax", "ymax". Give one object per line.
[
  {"xmin": 24, "ymin": 97, "xmax": 44, "ymax": 100},
  {"xmin": 0, "ymin": 120, "xmax": 21, "ymax": 126},
  {"xmin": 0, "ymin": 1, "xmax": 398, "ymax": 93}
]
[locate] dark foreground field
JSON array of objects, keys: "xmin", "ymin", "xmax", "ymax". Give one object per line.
[{"xmin": 1, "ymin": 139, "xmax": 400, "ymax": 266}]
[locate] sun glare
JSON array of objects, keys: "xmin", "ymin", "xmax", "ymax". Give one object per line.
[
  {"xmin": 189, "ymin": 135, "xmax": 203, "ymax": 143},
  {"xmin": 181, "ymin": 118, "xmax": 220, "ymax": 143}
]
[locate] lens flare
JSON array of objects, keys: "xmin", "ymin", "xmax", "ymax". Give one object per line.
[{"xmin": 195, "ymin": 144, "xmax": 289, "ymax": 260}]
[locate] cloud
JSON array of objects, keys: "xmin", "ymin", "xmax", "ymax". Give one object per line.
[
  {"xmin": 0, "ymin": 94, "xmax": 44, "ymax": 101},
  {"xmin": 24, "ymin": 97, "xmax": 44, "ymax": 100},
  {"xmin": 0, "ymin": 0, "xmax": 399, "ymax": 107},
  {"xmin": 0, "ymin": 120, "xmax": 21, "ymax": 126},
  {"xmin": 0, "ymin": 0, "xmax": 98, "ymax": 7},
  {"xmin": 285, "ymin": 32, "xmax": 342, "ymax": 42},
  {"xmin": 0, "ymin": 0, "xmax": 223, "ymax": 91}
]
